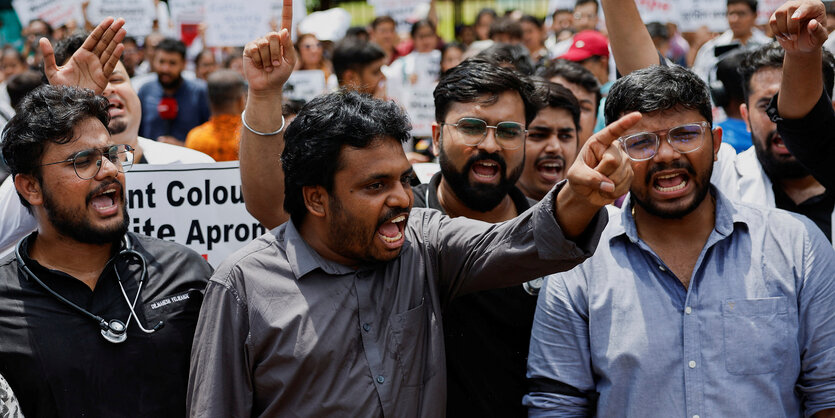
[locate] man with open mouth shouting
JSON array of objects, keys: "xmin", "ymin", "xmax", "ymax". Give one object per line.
[{"xmin": 187, "ymin": 3, "xmax": 637, "ymax": 415}]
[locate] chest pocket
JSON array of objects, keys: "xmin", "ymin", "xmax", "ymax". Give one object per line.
[
  {"xmin": 387, "ymin": 298, "xmax": 429, "ymax": 388},
  {"xmin": 722, "ymin": 297, "xmax": 790, "ymax": 375}
]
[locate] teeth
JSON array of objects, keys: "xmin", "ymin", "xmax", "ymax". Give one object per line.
[
  {"xmin": 389, "ymin": 215, "xmax": 405, "ymax": 224},
  {"xmin": 542, "ymin": 163, "xmax": 562, "ymax": 168},
  {"xmin": 478, "ymin": 161, "xmax": 497, "ymax": 167},
  {"xmin": 380, "ymin": 231, "xmax": 403, "ymax": 243},
  {"xmin": 655, "ymin": 178, "xmax": 687, "ymax": 192},
  {"xmin": 657, "ymin": 173, "xmax": 679, "ymax": 180}
]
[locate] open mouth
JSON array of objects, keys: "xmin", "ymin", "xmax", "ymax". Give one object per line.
[
  {"xmin": 536, "ymin": 158, "xmax": 564, "ymax": 182},
  {"xmin": 471, "ymin": 160, "xmax": 500, "ymax": 181},
  {"xmin": 89, "ymin": 185, "xmax": 121, "ymax": 216},
  {"xmin": 107, "ymin": 97, "xmax": 125, "ymax": 118},
  {"xmin": 770, "ymin": 134, "xmax": 792, "ymax": 156},
  {"xmin": 377, "ymin": 213, "xmax": 407, "ymax": 247},
  {"xmin": 653, "ymin": 172, "xmax": 688, "ymax": 193}
]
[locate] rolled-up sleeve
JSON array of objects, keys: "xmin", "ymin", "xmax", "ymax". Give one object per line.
[
  {"xmin": 795, "ymin": 221, "xmax": 835, "ymax": 416},
  {"xmin": 524, "ymin": 271, "xmax": 595, "ymax": 417},
  {"xmin": 187, "ymin": 276, "xmax": 253, "ymax": 417}
]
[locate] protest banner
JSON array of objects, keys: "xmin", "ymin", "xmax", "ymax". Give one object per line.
[
  {"xmin": 283, "ymin": 70, "xmax": 328, "ymax": 102},
  {"xmin": 11, "ymin": 0, "xmax": 83, "ymax": 29},
  {"xmin": 204, "ymin": 0, "xmax": 272, "ymax": 47},
  {"xmin": 635, "ymin": 0, "xmax": 679, "ymax": 25},
  {"xmin": 169, "ymin": 0, "xmax": 204, "ymax": 25},
  {"xmin": 386, "ymin": 51, "xmax": 440, "ymax": 137},
  {"xmin": 125, "ymin": 162, "xmax": 265, "ymax": 267},
  {"xmin": 547, "ymin": 0, "xmax": 577, "ymax": 15},
  {"xmin": 369, "ymin": 0, "xmax": 430, "ymax": 34},
  {"xmin": 678, "ymin": 0, "xmax": 729, "ymax": 32},
  {"xmin": 86, "ymin": 0, "xmax": 157, "ymax": 37}
]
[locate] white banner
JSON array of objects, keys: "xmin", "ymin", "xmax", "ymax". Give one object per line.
[
  {"xmin": 125, "ymin": 162, "xmax": 265, "ymax": 267},
  {"xmin": 678, "ymin": 0, "xmax": 729, "ymax": 32},
  {"xmin": 12, "ymin": 0, "xmax": 83, "ymax": 28},
  {"xmin": 204, "ymin": 0, "xmax": 272, "ymax": 47},
  {"xmin": 284, "ymin": 70, "xmax": 328, "ymax": 102},
  {"xmin": 86, "ymin": 0, "xmax": 157, "ymax": 37},
  {"xmin": 386, "ymin": 51, "xmax": 440, "ymax": 137},
  {"xmin": 169, "ymin": 0, "xmax": 204, "ymax": 25},
  {"xmin": 757, "ymin": 0, "xmax": 787, "ymax": 25},
  {"xmin": 635, "ymin": 0, "xmax": 679, "ymax": 25},
  {"xmin": 371, "ymin": 0, "xmax": 430, "ymax": 34}
]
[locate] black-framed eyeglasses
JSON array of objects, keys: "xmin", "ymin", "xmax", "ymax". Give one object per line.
[
  {"xmin": 442, "ymin": 117, "xmax": 527, "ymax": 150},
  {"xmin": 40, "ymin": 144, "xmax": 135, "ymax": 180},
  {"xmin": 618, "ymin": 121, "xmax": 710, "ymax": 161}
]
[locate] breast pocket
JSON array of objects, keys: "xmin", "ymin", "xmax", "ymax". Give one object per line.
[
  {"xmin": 387, "ymin": 299, "xmax": 429, "ymax": 388},
  {"xmin": 722, "ymin": 297, "xmax": 789, "ymax": 375}
]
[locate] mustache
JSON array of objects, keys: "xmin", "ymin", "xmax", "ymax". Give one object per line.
[
  {"xmin": 464, "ymin": 151, "xmax": 508, "ymax": 173},
  {"xmin": 534, "ymin": 154, "xmax": 566, "ymax": 167},
  {"xmin": 645, "ymin": 160, "xmax": 697, "ymax": 184},
  {"xmin": 85, "ymin": 179, "xmax": 124, "ymax": 205},
  {"xmin": 376, "ymin": 207, "xmax": 410, "ymax": 229}
]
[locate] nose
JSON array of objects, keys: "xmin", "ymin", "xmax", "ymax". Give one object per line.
[
  {"xmin": 652, "ymin": 135, "xmax": 681, "ymax": 163},
  {"xmin": 543, "ymin": 134, "xmax": 562, "ymax": 154},
  {"xmin": 388, "ymin": 179, "xmax": 412, "ymax": 209},
  {"xmin": 94, "ymin": 153, "xmax": 120, "ymax": 179},
  {"xmin": 477, "ymin": 128, "xmax": 502, "ymax": 153}
]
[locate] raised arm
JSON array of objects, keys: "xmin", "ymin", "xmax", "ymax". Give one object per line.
[
  {"xmin": 41, "ymin": 17, "xmax": 126, "ymax": 94},
  {"xmin": 771, "ymin": 0, "xmax": 828, "ymax": 119},
  {"xmin": 601, "ymin": 0, "xmax": 661, "ymax": 74},
  {"xmin": 239, "ymin": 0, "xmax": 295, "ymax": 229}
]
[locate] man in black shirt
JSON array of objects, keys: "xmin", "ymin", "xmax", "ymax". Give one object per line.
[{"xmin": 0, "ymin": 83, "xmax": 211, "ymax": 416}]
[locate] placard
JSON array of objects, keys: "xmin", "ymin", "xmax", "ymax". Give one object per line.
[
  {"xmin": 371, "ymin": 0, "xmax": 430, "ymax": 34},
  {"xmin": 635, "ymin": 0, "xmax": 679, "ymax": 25},
  {"xmin": 169, "ymin": 0, "xmax": 204, "ymax": 25},
  {"xmin": 12, "ymin": 0, "xmax": 83, "ymax": 28},
  {"xmin": 678, "ymin": 0, "xmax": 729, "ymax": 32},
  {"xmin": 204, "ymin": 0, "xmax": 272, "ymax": 47},
  {"xmin": 125, "ymin": 162, "xmax": 265, "ymax": 267},
  {"xmin": 283, "ymin": 70, "xmax": 328, "ymax": 102},
  {"xmin": 86, "ymin": 0, "xmax": 157, "ymax": 37},
  {"xmin": 386, "ymin": 51, "xmax": 440, "ymax": 137}
]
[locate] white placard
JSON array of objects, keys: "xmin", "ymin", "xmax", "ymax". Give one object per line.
[
  {"xmin": 12, "ymin": 0, "xmax": 83, "ymax": 28},
  {"xmin": 387, "ymin": 51, "xmax": 440, "ymax": 137},
  {"xmin": 86, "ymin": 0, "xmax": 157, "ymax": 37},
  {"xmin": 547, "ymin": 0, "xmax": 576, "ymax": 15},
  {"xmin": 635, "ymin": 0, "xmax": 679, "ymax": 25},
  {"xmin": 678, "ymin": 0, "xmax": 729, "ymax": 32},
  {"xmin": 757, "ymin": 0, "xmax": 787, "ymax": 25},
  {"xmin": 169, "ymin": 0, "xmax": 204, "ymax": 25},
  {"xmin": 125, "ymin": 162, "xmax": 265, "ymax": 267},
  {"xmin": 204, "ymin": 0, "xmax": 272, "ymax": 47},
  {"xmin": 283, "ymin": 70, "xmax": 328, "ymax": 102},
  {"xmin": 372, "ymin": 0, "xmax": 430, "ymax": 34}
]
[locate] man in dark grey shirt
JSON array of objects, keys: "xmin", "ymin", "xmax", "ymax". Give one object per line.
[{"xmin": 187, "ymin": 20, "xmax": 638, "ymax": 417}]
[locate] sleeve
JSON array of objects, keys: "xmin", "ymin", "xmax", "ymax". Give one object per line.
[
  {"xmin": 187, "ymin": 277, "xmax": 253, "ymax": 417},
  {"xmin": 795, "ymin": 221, "xmax": 835, "ymax": 416},
  {"xmin": 427, "ymin": 181, "xmax": 607, "ymax": 299},
  {"xmin": 0, "ymin": 176, "xmax": 37, "ymax": 253},
  {"xmin": 768, "ymin": 89, "xmax": 835, "ymax": 191},
  {"xmin": 524, "ymin": 272, "xmax": 595, "ymax": 417}
]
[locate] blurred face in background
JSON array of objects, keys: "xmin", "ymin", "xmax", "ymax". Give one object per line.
[
  {"xmin": 475, "ymin": 13, "xmax": 495, "ymax": 41},
  {"xmin": 298, "ymin": 34, "xmax": 324, "ymax": 69},
  {"xmin": 521, "ymin": 20, "xmax": 545, "ymax": 55},
  {"xmin": 573, "ymin": 3, "xmax": 598, "ymax": 32},
  {"xmin": 413, "ymin": 24, "xmax": 438, "ymax": 53},
  {"xmin": 727, "ymin": 2, "xmax": 756, "ymax": 40},
  {"xmin": 441, "ymin": 46, "xmax": 465, "ymax": 73},
  {"xmin": 371, "ymin": 20, "xmax": 398, "ymax": 51}
]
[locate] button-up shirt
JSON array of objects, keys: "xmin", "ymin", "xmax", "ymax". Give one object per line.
[
  {"xmin": 187, "ymin": 184, "xmax": 607, "ymax": 417},
  {"xmin": 525, "ymin": 189, "xmax": 835, "ymax": 417}
]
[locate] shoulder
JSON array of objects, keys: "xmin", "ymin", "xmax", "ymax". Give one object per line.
[
  {"xmin": 138, "ymin": 137, "xmax": 216, "ymax": 163},
  {"xmin": 209, "ymin": 227, "xmax": 287, "ymax": 288}
]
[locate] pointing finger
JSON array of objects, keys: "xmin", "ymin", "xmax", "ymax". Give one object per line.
[{"xmin": 282, "ymin": 0, "xmax": 293, "ymax": 33}]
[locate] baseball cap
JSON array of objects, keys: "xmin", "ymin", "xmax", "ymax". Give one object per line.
[{"xmin": 559, "ymin": 30, "xmax": 609, "ymax": 62}]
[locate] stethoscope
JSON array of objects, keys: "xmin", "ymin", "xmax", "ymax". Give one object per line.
[{"xmin": 15, "ymin": 234, "xmax": 164, "ymax": 344}]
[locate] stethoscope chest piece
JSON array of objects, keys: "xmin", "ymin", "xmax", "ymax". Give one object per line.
[{"xmin": 101, "ymin": 319, "xmax": 127, "ymax": 343}]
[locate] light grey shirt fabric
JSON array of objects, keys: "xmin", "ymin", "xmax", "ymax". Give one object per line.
[{"xmin": 187, "ymin": 183, "xmax": 607, "ymax": 417}]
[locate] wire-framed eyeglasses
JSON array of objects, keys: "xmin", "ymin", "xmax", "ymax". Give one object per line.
[
  {"xmin": 441, "ymin": 117, "xmax": 527, "ymax": 150},
  {"xmin": 40, "ymin": 144, "xmax": 135, "ymax": 180},
  {"xmin": 617, "ymin": 121, "xmax": 710, "ymax": 161}
]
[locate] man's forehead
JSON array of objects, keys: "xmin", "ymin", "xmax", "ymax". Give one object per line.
[
  {"xmin": 625, "ymin": 109, "xmax": 707, "ymax": 132},
  {"xmin": 446, "ymin": 91, "xmax": 525, "ymax": 122}
]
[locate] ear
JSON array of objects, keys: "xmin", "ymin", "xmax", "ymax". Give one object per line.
[
  {"xmin": 14, "ymin": 174, "xmax": 43, "ymax": 207},
  {"xmin": 342, "ymin": 69, "xmax": 358, "ymax": 88},
  {"xmin": 302, "ymin": 185, "xmax": 328, "ymax": 218},
  {"xmin": 711, "ymin": 125, "xmax": 723, "ymax": 162},
  {"xmin": 739, "ymin": 103, "xmax": 751, "ymax": 132},
  {"xmin": 431, "ymin": 122, "xmax": 442, "ymax": 157}
]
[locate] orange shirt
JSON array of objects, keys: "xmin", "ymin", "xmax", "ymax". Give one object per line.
[{"xmin": 185, "ymin": 114, "xmax": 242, "ymax": 161}]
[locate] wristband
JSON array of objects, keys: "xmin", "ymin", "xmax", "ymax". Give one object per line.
[{"xmin": 241, "ymin": 110, "xmax": 285, "ymax": 136}]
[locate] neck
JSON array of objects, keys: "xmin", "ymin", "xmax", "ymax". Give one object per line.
[
  {"xmin": 778, "ymin": 175, "xmax": 826, "ymax": 205},
  {"xmin": 734, "ymin": 31, "xmax": 752, "ymax": 44},
  {"xmin": 436, "ymin": 177, "xmax": 518, "ymax": 222},
  {"xmin": 298, "ymin": 219, "xmax": 359, "ymax": 269},
  {"xmin": 633, "ymin": 193, "xmax": 716, "ymax": 248},
  {"xmin": 28, "ymin": 229, "xmax": 116, "ymax": 290}
]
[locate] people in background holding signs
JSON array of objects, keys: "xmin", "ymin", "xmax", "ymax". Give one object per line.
[
  {"xmin": 188, "ymin": 0, "xmax": 638, "ymax": 414},
  {"xmin": 368, "ymin": 15, "xmax": 400, "ymax": 64},
  {"xmin": 185, "ymin": 70, "xmax": 247, "ymax": 161},
  {"xmin": 137, "ymin": 38, "xmax": 210, "ymax": 146},
  {"xmin": 525, "ymin": 63, "xmax": 835, "ymax": 418},
  {"xmin": 0, "ymin": 28, "xmax": 214, "ymax": 258},
  {"xmin": 0, "ymin": 84, "xmax": 212, "ymax": 416}
]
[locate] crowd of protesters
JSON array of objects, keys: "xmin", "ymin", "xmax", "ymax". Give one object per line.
[{"xmin": 1, "ymin": 0, "xmax": 835, "ymax": 416}]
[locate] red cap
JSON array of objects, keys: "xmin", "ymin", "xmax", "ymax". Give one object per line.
[{"xmin": 559, "ymin": 30, "xmax": 609, "ymax": 62}]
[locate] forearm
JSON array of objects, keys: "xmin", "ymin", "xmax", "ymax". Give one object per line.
[
  {"xmin": 778, "ymin": 49, "xmax": 823, "ymax": 119},
  {"xmin": 601, "ymin": 0, "xmax": 660, "ymax": 74},
  {"xmin": 239, "ymin": 89, "xmax": 289, "ymax": 229},
  {"xmin": 554, "ymin": 182, "xmax": 606, "ymax": 239}
]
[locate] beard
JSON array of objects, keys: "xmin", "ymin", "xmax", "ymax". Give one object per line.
[
  {"xmin": 42, "ymin": 180, "xmax": 128, "ymax": 245},
  {"xmin": 108, "ymin": 117, "xmax": 128, "ymax": 135},
  {"xmin": 630, "ymin": 159, "xmax": 712, "ymax": 220},
  {"xmin": 159, "ymin": 74, "xmax": 183, "ymax": 90},
  {"xmin": 753, "ymin": 129, "xmax": 810, "ymax": 181},
  {"xmin": 326, "ymin": 195, "xmax": 410, "ymax": 263},
  {"xmin": 438, "ymin": 147, "xmax": 524, "ymax": 213}
]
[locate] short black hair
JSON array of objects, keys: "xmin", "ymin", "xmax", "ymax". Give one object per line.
[
  {"xmin": 281, "ymin": 90, "xmax": 412, "ymax": 225},
  {"xmin": 7, "ymin": 70, "xmax": 44, "ymax": 111},
  {"xmin": 488, "ymin": 18, "xmax": 523, "ymax": 40},
  {"xmin": 332, "ymin": 38, "xmax": 386, "ymax": 83},
  {"xmin": 156, "ymin": 37, "xmax": 187, "ymax": 59},
  {"xmin": 605, "ymin": 65, "xmax": 712, "ymax": 126},
  {"xmin": 370, "ymin": 15, "xmax": 396, "ymax": 29},
  {"xmin": 476, "ymin": 8, "xmax": 498, "ymax": 23},
  {"xmin": 646, "ymin": 22, "xmax": 669, "ymax": 40},
  {"xmin": 539, "ymin": 59, "xmax": 602, "ymax": 115},
  {"xmin": 553, "ymin": 8, "xmax": 573, "ymax": 18},
  {"xmin": 53, "ymin": 32, "xmax": 87, "ymax": 66},
  {"xmin": 532, "ymin": 77, "xmax": 581, "ymax": 133},
  {"xmin": 476, "ymin": 43, "xmax": 535, "ymax": 76},
  {"xmin": 727, "ymin": 0, "xmax": 757, "ymax": 13},
  {"xmin": 739, "ymin": 41, "xmax": 835, "ymax": 103},
  {"xmin": 346, "ymin": 26, "xmax": 369, "ymax": 40},
  {"xmin": 410, "ymin": 19, "xmax": 436, "ymax": 39},
  {"xmin": 434, "ymin": 58, "xmax": 541, "ymax": 125},
  {"xmin": 194, "ymin": 49, "xmax": 215, "ymax": 67},
  {"xmin": 207, "ymin": 70, "xmax": 246, "ymax": 110},
  {"xmin": 1, "ymin": 85, "xmax": 110, "ymax": 208},
  {"xmin": 519, "ymin": 15, "xmax": 543, "ymax": 28}
]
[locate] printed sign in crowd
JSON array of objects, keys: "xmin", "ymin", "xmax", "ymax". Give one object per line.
[{"xmin": 125, "ymin": 162, "xmax": 265, "ymax": 267}]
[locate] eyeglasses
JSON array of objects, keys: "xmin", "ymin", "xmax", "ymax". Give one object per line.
[
  {"xmin": 617, "ymin": 121, "xmax": 709, "ymax": 161},
  {"xmin": 442, "ymin": 117, "xmax": 527, "ymax": 150},
  {"xmin": 40, "ymin": 144, "xmax": 135, "ymax": 179}
]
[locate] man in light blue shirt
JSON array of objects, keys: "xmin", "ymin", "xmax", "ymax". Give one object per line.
[{"xmin": 525, "ymin": 64, "xmax": 835, "ymax": 417}]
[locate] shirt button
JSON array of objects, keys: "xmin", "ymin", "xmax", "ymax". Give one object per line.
[
  {"xmin": 688, "ymin": 361, "xmax": 696, "ymax": 369},
  {"xmin": 658, "ymin": 265, "xmax": 667, "ymax": 272},
  {"xmin": 376, "ymin": 375, "xmax": 385, "ymax": 384},
  {"xmin": 362, "ymin": 323, "xmax": 371, "ymax": 332},
  {"xmin": 685, "ymin": 306, "xmax": 692, "ymax": 315}
]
